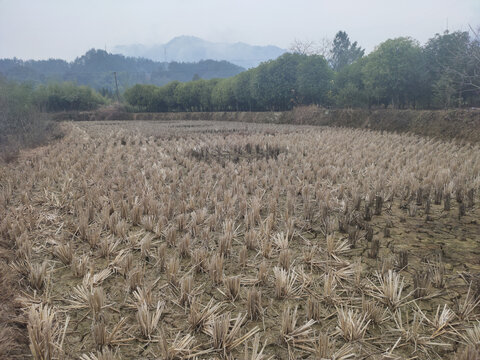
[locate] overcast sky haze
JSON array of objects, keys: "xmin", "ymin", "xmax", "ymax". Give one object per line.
[{"xmin": 1, "ymin": 0, "xmax": 479, "ymax": 61}]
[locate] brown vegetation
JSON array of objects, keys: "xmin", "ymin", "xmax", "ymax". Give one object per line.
[{"xmin": 1, "ymin": 120, "xmax": 480, "ymax": 358}]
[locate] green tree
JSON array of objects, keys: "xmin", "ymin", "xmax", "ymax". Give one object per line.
[
  {"xmin": 233, "ymin": 70, "xmax": 254, "ymax": 111},
  {"xmin": 36, "ymin": 82, "xmax": 106, "ymax": 111},
  {"xmin": 211, "ymin": 78, "xmax": 236, "ymax": 111},
  {"xmin": 330, "ymin": 31, "xmax": 365, "ymax": 71},
  {"xmin": 334, "ymin": 58, "xmax": 369, "ymax": 108},
  {"xmin": 251, "ymin": 53, "xmax": 304, "ymax": 110},
  {"xmin": 296, "ymin": 55, "xmax": 333, "ymax": 105},
  {"xmin": 424, "ymin": 30, "xmax": 477, "ymax": 107},
  {"xmin": 160, "ymin": 81, "xmax": 180, "ymax": 111},
  {"xmin": 124, "ymin": 84, "xmax": 165, "ymax": 112},
  {"xmin": 363, "ymin": 37, "xmax": 424, "ymax": 108}
]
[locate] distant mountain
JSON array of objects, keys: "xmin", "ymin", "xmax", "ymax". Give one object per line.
[
  {"xmin": 0, "ymin": 49, "xmax": 245, "ymax": 92},
  {"xmin": 114, "ymin": 36, "xmax": 286, "ymax": 69}
]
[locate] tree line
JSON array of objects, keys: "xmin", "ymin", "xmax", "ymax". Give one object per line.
[
  {"xmin": 0, "ymin": 76, "xmax": 106, "ymax": 113},
  {"xmin": 124, "ymin": 30, "xmax": 480, "ymax": 111},
  {"xmin": 0, "ymin": 49, "xmax": 244, "ymax": 93}
]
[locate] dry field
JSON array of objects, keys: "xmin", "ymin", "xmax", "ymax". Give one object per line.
[{"xmin": 1, "ymin": 120, "xmax": 480, "ymax": 359}]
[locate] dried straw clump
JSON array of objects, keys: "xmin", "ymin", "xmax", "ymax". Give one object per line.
[{"xmin": 27, "ymin": 304, "xmax": 69, "ymax": 360}]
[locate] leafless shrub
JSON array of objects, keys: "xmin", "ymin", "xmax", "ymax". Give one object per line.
[
  {"xmin": 243, "ymin": 333, "xmax": 270, "ymax": 360},
  {"xmin": 260, "ymin": 236, "xmax": 272, "ymax": 259},
  {"xmin": 455, "ymin": 284, "xmax": 480, "ymax": 321},
  {"xmin": 459, "ymin": 202, "xmax": 466, "ymax": 218},
  {"xmin": 131, "ymin": 204, "xmax": 142, "ymax": 226},
  {"xmin": 80, "ymin": 348, "xmax": 120, "ymax": 360},
  {"xmin": 444, "ymin": 193, "xmax": 451, "ymax": 211},
  {"xmin": 166, "ymin": 227, "xmax": 177, "ymax": 248},
  {"xmin": 247, "ymin": 288, "xmax": 262, "ymax": 321},
  {"xmin": 365, "ymin": 225, "xmax": 373, "ymax": 242},
  {"xmin": 154, "ymin": 243, "xmax": 167, "ymax": 272},
  {"xmin": 326, "ymin": 234, "xmax": 350, "ymax": 260},
  {"xmin": 89, "ymin": 287, "xmax": 105, "ymax": 320},
  {"xmin": 192, "ymin": 247, "xmax": 208, "ymax": 273},
  {"xmin": 87, "ymin": 227, "xmax": 100, "ymax": 249},
  {"xmin": 71, "ymin": 254, "xmax": 90, "ymax": 277},
  {"xmin": 239, "ymin": 245, "xmax": 248, "ymax": 268},
  {"xmin": 166, "ymin": 257, "xmax": 180, "ymax": 287},
  {"xmin": 205, "ymin": 312, "xmax": 259, "ymax": 352},
  {"xmin": 281, "ymin": 306, "xmax": 315, "ymax": 351},
  {"xmin": 323, "ymin": 271, "xmax": 337, "ymax": 304},
  {"xmin": 15, "ymin": 234, "xmax": 32, "ymax": 261},
  {"xmin": 157, "ymin": 329, "xmax": 197, "ymax": 360},
  {"xmin": 136, "ymin": 300, "xmax": 164, "ymax": 339},
  {"xmin": 28, "ymin": 261, "xmax": 48, "ymax": 290},
  {"xmin": 78, "ymin": 213, "xmax": 89, "ymax": 241},
  {"xmin": 180, "ymin": 275, "xmax": 194, "ymax": 307},
  {"xmin": 408, "ymin": 203, "xmax": 417, "ymax": 217},
  {"xmin": 464, "ymin": 322, "xmax": 480, "ymax": 346},
  {"xmin": 274, "ymin": 267, "xmax": 297, "ymax": 299},
  {"xmin": 381, "ymin": 256, "xmax": 395, "ymax": 275},
  {"xmin": 98, "ymin": 237, "xmax": 120, "ymax": 259},
  {"xmin": 114, "ymin": 219, "xmax": 128, "ymax": 239},
  {"xmin": 188, "ymin": 298, "xmax": 223, "ymax": 332},
  {"xmin": 413, "ymin": 269, "xmax": 431, "ymax": 299},
  {"xmin": 313, "ymin": 334, "xmax": 355, "ymax": 359},
  {"xmin": 336, "ymin": 306, "xmax": 370, "ymax": 341},
  {"xmin": 27, "ymin": 304, "xmax": 69, "ymax": 360},
  {"xmin": 428, "ymin": 257, "xmax": 445, "ymax": 288},
  {"xmin": 257, "ymin": 261, "xmax": 268, "ymax": 285},
  {"xmin": 133, "ymin": 285, "xmax": 154, "ymax": 308},
  {"xmin": 278, "ymin": 249, "xmax": 291, "ymax": 270},
  {"xmin": 92, "ymin": 315, "xmax": 127, "ymax": 350},
  {"xmin": 362, "ymin": 298, "xmax": 386, "ymax": 325},
  {"xmin": 364, "ymin": 204, "xmax": 372, "ymax": 221},
  {"xmin": 127, "ymin": 266, "xmax": 145, "ymax": 292},
  {"xmin": 456, "ymin": 345, "xmax": 480, "ymax": 360},
  {"xmin": 368, "ymin": 239, "xmax": 380, "ymax": 259},
  {"xmin": 306, "ymin": 296, "xmax": 322, "ymax": 321},
  {"xmin": 395, "ymin": 250, "xmax": 408, "ymax": 270},
  {"xmin": 370, "ymin": 270, "xmax": 409, "ymax": 309},
  {"xmin": 224, "ymin": 276, "xmax": 241, "ymax": 301},
  {"xmin": 53, "ymin": 242, "xmax": 73, "ymax": 265},
  {"xmin": 467, "ymin": 188, "xmax": 475, "ymax": 208},
  {"xmin": 429, "ymin": 304, "xmax": 454, "ymax": 336},
  {"xmin": 177, "ymin": 234, "xmax": 189, "ymax": 259},
  {"xmin": 140, "ymin": 235, "xmax": 152, "ymax": 260},
  {"xmin": 374, "ymin": 195, "xmax": 383, "ymax": 215},
  {"xmin": 209, "ymin": 253, "xmax": 224, "ymax": 285},
  {"xmin": 244, "ymin": 229, "xmax": 257, "ymax": 251}
]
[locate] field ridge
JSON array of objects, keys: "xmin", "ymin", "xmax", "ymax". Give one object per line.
[{"xmin": 54, "ymin": 106, "xmax": 480, "ymax": 143}]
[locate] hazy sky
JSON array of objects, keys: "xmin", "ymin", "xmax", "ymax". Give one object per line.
[{"xmin": 1, "ymin": 0, "xmax": 479, "ymax": 60}]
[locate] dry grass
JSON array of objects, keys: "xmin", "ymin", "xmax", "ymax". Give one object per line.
[
  {"xmin": 136, "ymin": 300, "xmax": 164, "ymax": 339},
  {"xmin": 247, "ymin": 288, "xmax": 262, "ymax": 321},
  {"xmin": 281, "ymin": 306, "xmax": 316, "ymax": 352},
  {"xmin": 336, "ymin": 306, "xmax": 370, "ymax": 341},
  {"xmin": 27, "ymin": 304, "xmax": 69, "ymax": 360},
  {"xmin": 2, "ymin": 120, "xmax": 480, "ymax": 359}
]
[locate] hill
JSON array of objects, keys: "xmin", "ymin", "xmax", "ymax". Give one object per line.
[
  {"xmin": 114, "ymin": 35, "xmax": 286, "ymax": 69},
  {"xmin": 0, "ymin": 49, "xmax": 245, "ymax": 92}
]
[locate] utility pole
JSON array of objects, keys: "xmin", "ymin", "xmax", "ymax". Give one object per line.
[{"xmin": 113, "ymin": 71, "xmax": 120, "ymax": 102}]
